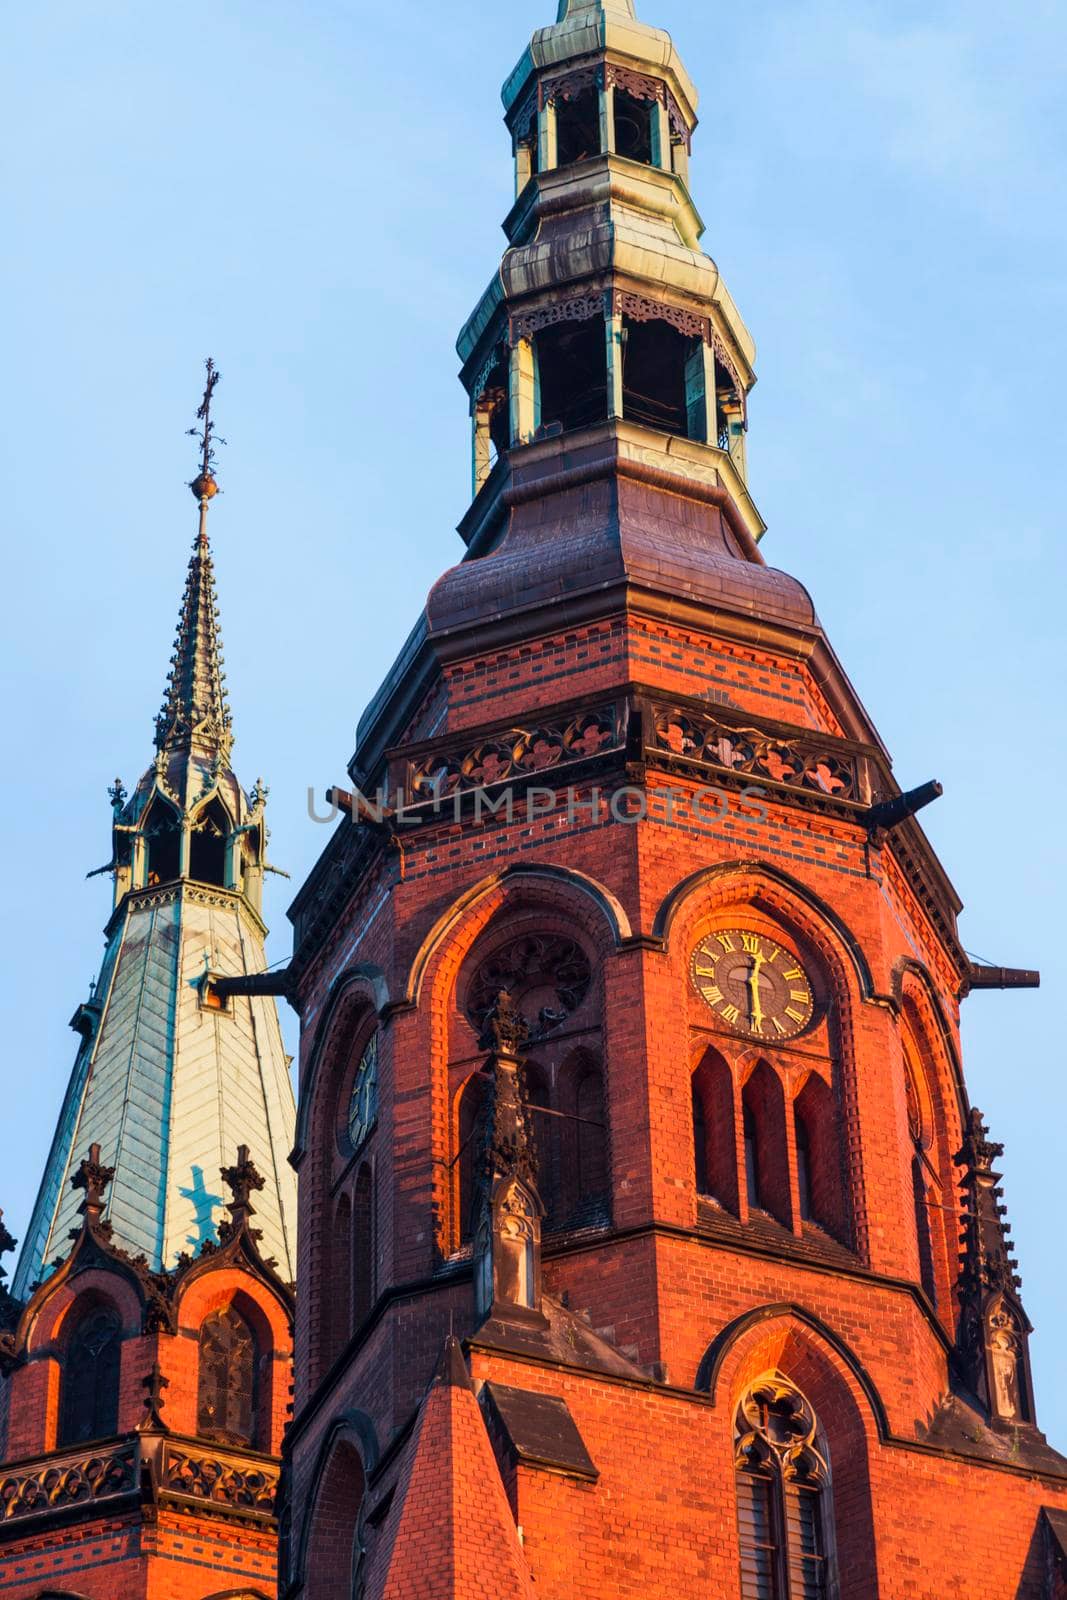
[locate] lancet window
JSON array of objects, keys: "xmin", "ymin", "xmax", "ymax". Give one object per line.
[
  {"xmin": 58, "ymin": 1301, "xmax": 122, "ymax": 1447},
  {"xmin": 735, "ymin": 1376, "xmax": 835, "ymax": 1599},
  {"xmin": 197, "ymin": 1304, "xmax": 257, "ymax": 1447}
]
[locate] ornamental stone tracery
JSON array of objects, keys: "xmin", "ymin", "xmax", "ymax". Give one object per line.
[{"xmin": 465, "ymin": 934, "xmax": 593, "ymax": 1037}]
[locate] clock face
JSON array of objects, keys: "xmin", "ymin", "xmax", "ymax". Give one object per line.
[
  {"xmin": 347, "ymin": 1030, "xmax": 379, "ymax": 1150},
  {"xmin": 690, "ymin": 929, "xmax": 814, "ymax": 1041}
]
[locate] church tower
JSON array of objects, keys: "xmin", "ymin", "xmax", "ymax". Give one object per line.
[
  {"xmin": 282, "ymin": 0, "xmax": 1064, "ymax": 1593},
  {"xmin": 0, "ymin": 365, "xmax": 297, "ymax": 1600}
]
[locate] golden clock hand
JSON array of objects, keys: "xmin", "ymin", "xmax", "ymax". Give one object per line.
[{"xmin": 746, "ymin": 952, "xmax": 765, "ymax": 1031}]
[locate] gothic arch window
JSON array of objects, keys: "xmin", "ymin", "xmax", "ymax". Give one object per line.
[
  {"xmin": 900, "ymin": 1015, "xmax": 952, "ymax": 1315},
  {"xmin": 742, "ymin": 1063, "xmax": 790, "ymax": 1225},
  {"xmin": 189, "ymin": 797, "xmax": 230, "ymax": 887},
  {"xmin": 330, "ymin": 1194, "xmax": 353, "ymax": 1359},
  {"xmin": 142, "ymin": 796, "xmax": 181, "ymax": 886},
  {"xmin": 197, "ymin": 1304, "xmax": 258, "ymax": 1447},
  {"xmin": 352, "ymin": 1165, "xmax": 374, "ymax": 1327},
  {"xmin": 58, "ymin": 1300, "xmax": 121, "ymax": 1447},
  {"xmin": 524, "ymin": 1061, "xmax": 555, "ymax": 1221},
  {"xmin": 457, "ymin": 1071, "xmax": 489, "ymax": 1246},
  {"xmin": 692, "ymin": 1048, "xmax": 738, "ymax": 1213},
  {"xmin": 792, "ymin": 1074, "xmax": 847, "ymax": 1243},
  {"xmin": 303, "ymin": 1440, "xmax": 366, "ymax": 1600},
  {"xmin": 558, "ymin": 1052, "xmax": 609, "ymax": 1226},
  {"xmin": 735, "ymin": 1374, "xmax": 836, "ymax": 1599}
]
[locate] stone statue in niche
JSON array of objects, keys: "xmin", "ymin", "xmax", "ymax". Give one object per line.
[
  {"xmin": 496, "ymin": 1184, "xmax": 537, "ymax": 1310},
  {"xmin": 988, "ymin": 1305, "xmax": 1020, "ymax": 1420}
]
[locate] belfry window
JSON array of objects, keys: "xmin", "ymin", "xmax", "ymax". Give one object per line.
[
  {"xmin": 614, "ymin": 89, "xmax": 654, "ymax": 164},
  {"xmin": 536, "ymin": 320, "xmax": 608, "ymax": 435},
  {"xmin": 735, "ymin": 1376, "xmax": 835, "ymax": 1599},
  {"xmin": 59, "ymin": 1301, "xmax": 122, "ymax": 1446},
  {"xmin": 189, "ymin": 797, "xmax": 230, "ymax": 887},
  {"xmin": 555, "ymin": 88, "xmax": 601, "ymax": 167},
  {"xmin": 143, "ymin": 798, "xmax": 181, "ymax": 886},
  {"xmin": 197, "ymin": 1304, "xmax": 257, "ymax": 1446},
  {"xmin": 621, "ymin": 317, "xmax": 691, "ymax": 437}
]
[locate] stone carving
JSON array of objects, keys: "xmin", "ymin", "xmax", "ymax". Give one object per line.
[
  {"xmin": 953, "ymin": 1109, "xmax": 1033, "ymax": 1424},
  {"xmin": 650, "ymin": 703, "xmax": 860, "ymax": 802},
  {"xmin": 407, "ymin": 704, "xmax": 622, "ymax": 804},
  {"xmin": 0, "ymin": 1442, "xmax": 138, "ymax": 1523},
  {"xmin": 467, "ymin": 935, "xmax": 592, "ymax": 1037},
  {"xmin": 162, "ymin": 1444, "xmax": 279, "ymax": 1514},
  {"xmin": 734, "ymin": 1374, "xmax": 828, "ymax": 1485}
]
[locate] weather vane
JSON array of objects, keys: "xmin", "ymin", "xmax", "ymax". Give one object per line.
[{"xmin": 187, "ymin": 357, "xmax": 224, "ymax": 514}]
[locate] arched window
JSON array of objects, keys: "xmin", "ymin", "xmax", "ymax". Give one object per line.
[
  {"xmin": 558, "ymin": 1054, "xmax": 609, "ymax": 1226},
  {"xmin": 303, "ymin": 1440, "xmax": 366, "ymax": 1600},
  {"xmin": 197, "ymin": 1305, "xmax": 257, "ymax": 1446},
  {"xmin": 911, "ymin": 1156, "xmax": 938, "ymax": 1307},
  {"xmin": 525, "ymin": 1061, "xmax": 555, "ymax": 1222},
  {"xmin": 457, "ymin": 1072, "xmax": 489, "ymax": 1245},
  {"xmin": 352, "ymin": 1165, "xmax": 374, "ymax": 1326},
  {"xmin": 58, "ymin": 1302, "xmax": 121, "ymax": 1446},
  {"xmin": 189, "ymin": 797, "xmax": 230, "ymax": 887},
  {"xmin": 142, "ymin": 797, "xmax": 181, "ymax": 886},
  {"xmin": 693, "ymin": 1078, "xmax": 709, "ymax": 1195},
  {"xmin": 330, "ymin": 1194, "xmax": 352, "ymax": 1359},
  {"xmin": 735, "ymin": 1375, "xmax": 835, "ymax": 1598},
  {"xmin": 743, "ymin": 1103, "xmax": 761, "ymax": 1210},
  {"xmin": 795, "ymin": 1113, "xmax": 813, "ymax": 1222},
  {"xmin": 692, "ymin": 1049, "xmax": 738, "ymax": 1212},
  {"xmin": 742, "ymin": 1064, "xmax": 790, "ymax": 1225}
]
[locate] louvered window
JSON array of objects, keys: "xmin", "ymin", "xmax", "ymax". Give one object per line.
[
  {"xmin": 785, "ymin": 1484, "xmax": 829, "ymax": 1598},
  {"xmin": 59, "ymin": 1302, "xmax": 121, "ymax": 1446},
  {"xmin": 197, "ymin": 1305, "xmax": 257, "ymax": 1446},
  {"xmin": 737, "ymin": 1470, "xmax": 781, "ymax": 1598},
  {"xmin": 736, "ymin": 1375, "xmax": 835, "ymax": 1600}
]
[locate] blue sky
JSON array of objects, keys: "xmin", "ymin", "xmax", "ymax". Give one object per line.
[{"xmin": 3, "ymin": 0, "xmax": 1065, "ymax": 1441}]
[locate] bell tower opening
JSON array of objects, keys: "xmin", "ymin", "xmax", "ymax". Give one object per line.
[
  {"xmin": 189, "ymin": 797, "xmax": 230, "ymax": 887},
  {"xmin": 143, "ymin": 796, "xmax": 181, "ymax": 886},
  {"xmin": 614, "ymin": 89, "xmax": 654, "ymax": 164},
  {"xmin": 536, "ymin": 320, "xmax": 608, "ymax": 435},
  {"xmin": 621, "ymin": 318, "xmax": 690, "ymax": 437},
  {"xmin": 555, "ymin": 87, "xmax": 601, "ymax": 167}
]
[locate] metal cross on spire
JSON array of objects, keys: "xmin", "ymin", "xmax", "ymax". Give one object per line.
[{"xmin": 187, "ymin": 357, "xmax": 224, "ymax": 533}]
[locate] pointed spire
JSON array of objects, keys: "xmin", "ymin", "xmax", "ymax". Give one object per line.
[
  {"xmin": 953, "ymin": 1108, "xmax": 1036, "ymax": 1427},
  {"xmin": 154, "ymin": 360, "xmax": 232, "ymax": 764}
]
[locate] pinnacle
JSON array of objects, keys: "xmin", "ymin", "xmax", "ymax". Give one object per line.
[{"xmin": 154, "ymin": 524, "xmax": 233, "ymax": 762}]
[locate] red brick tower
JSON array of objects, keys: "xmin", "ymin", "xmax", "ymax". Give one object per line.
[
  {"xmin": 283, "ymin": 1, "xmax": 1067, "ymax": 1594},
  {"xmin": 0, "ymin": 366, "xmax": 296, "ymax": 1600}
]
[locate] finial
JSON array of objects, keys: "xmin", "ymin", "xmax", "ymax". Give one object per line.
[
  {"xmin": 108, "ymin": 777, "xmax": 128, "ymax": 816},
  {"xmin": 220, "ymin": 1144, "xmax": 266, "ymax": 1238},
  {"xmin": 138, "ymin": 1361, "xmax": 170, "ymax": 1432},
  {"xmin": 71, "ymin": 1142, "xmax": 115, "ymax": 1229},
  {"xmin": 187, "ymin": 357, "xmax": 224, "ymax": 511},
  {"xmin": 479, "ymin": 989, "xmax": 530, "ymax": 1057}
]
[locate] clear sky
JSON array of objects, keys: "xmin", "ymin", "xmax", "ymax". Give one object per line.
[{"xmin": 3, "ymin": 0, "xmax": 1065, "ymax": 1442}]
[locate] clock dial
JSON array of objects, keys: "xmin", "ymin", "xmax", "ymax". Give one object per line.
[
  {"xmin": 690, "ymin": 929, "xmax": 814, "ymax": 1041},
  {"xmin": 347, "ymin": 1030, "xmax": 380, "ymax": 1150}
]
